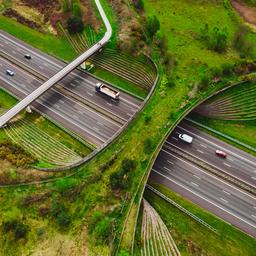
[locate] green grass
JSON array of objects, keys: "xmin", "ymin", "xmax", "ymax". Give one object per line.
[
  {"xmin": 142, "ymin": 182, "xmax": 256, "ymax": 256},
  {"xmin": 144, "ymin": 0, "xmax": 240, "ymax": 80},
  {"xmin": 189, "ymin": 112, "xmax": 256, "ymax": 155},
  {"xmin": 90, "ymin": 66, "xmax": 148, "ymax": 99},
  {"xmin": 0, "ymin": 15, "xmax": 77, "ymax": 61},
  {"xmin": 0, "ymin": 0, "xmax": 255, "ymax": 255}
]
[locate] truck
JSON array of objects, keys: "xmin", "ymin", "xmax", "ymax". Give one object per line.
[
  {"xmin": 178, "ymin": 133, "xmax": 193, "ymax": 144},
  {"xmin": 95, "ymin": 82, "xmax": 120, "ymax": 100}
]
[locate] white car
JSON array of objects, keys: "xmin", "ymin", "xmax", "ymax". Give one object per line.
[
  {"xmin": 6, "ymin": 69, "xmax": 15, "ymax": 76},
  {"xmin": 178, "ymin": 133, "xmax": 193, "ymax": 143}
]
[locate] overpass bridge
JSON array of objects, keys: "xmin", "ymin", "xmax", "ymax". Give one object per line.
[{"xmin": 0, "ymin": 0, "xmax": 112, "ymax": 128}]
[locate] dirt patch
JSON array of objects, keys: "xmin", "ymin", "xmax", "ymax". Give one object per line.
[
  {"xmin": 232, "ymin": 0, "xmax": 256, "ymax": 28},
  {"xmin": 3, "ymin": 8, "xmax": 41, "ymax": 30},
  {"xmin": 0, "ymin": 159, "xmax": 60, "ymax": 185}
]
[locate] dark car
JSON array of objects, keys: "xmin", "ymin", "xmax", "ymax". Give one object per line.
[
  {"xmin": 215, "ymin": 150, "xmax": 227, "ymax": 158},
  {"xmin": 24, "ymin": 54, "xmax": 31, "ymax": 59}
]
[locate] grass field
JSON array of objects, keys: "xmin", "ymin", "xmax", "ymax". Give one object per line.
[
  {"xmin": 0, "ymin": 0, "xmax": 255, "ymax": 255},
  {"xmin": 142, "ymin": 183, "xmax": 256, "ymax": 256}
]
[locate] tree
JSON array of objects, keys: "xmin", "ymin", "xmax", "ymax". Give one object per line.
[
  {"xmin": 121, "ymin": 158, "xmax": 136, "ymax": 173},
  {"xmin": 211, "ymin": 27, "xmax": 228, "ymax": 53},
  {"xmin": 67, "ymin": 16, "xmax": 84, "ymax": 34},
  {"xmin": 146, "ymin": 15, "xmax": 160, "ymax": 38}
]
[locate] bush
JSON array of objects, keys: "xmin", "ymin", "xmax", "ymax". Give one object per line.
[
  {"xmin": 144, "ymin": 138, "xmax": 154, "ymax": 154},
  {"xmin": 67, "ymin": 16, "xmax": 84, "ymax": 34},
  {"xmin": 94, "ymin": 217, "xmax": 112, "ymax": 243},
  {"xmin": 72, "ymin": 1, "xmax": 82, "ymax": 17},
  {"xmin": 110, "ymin": 170, "xmax": 131, "ymax": 190},
  {"xmin": 3, "ymin": 219, "xmax": 29, "ymax": 240},
  {"xmin": 121, "ymin": 158, "xmax": 137, "ymax": 173},
  {"xmin": 144, "ymin": 114, "xmax": 152, "ymax": 124},
  {"xmin": 51, "ymin": 201, "xmax": 71, "ymax": 228},
  {"xmin": 146, "ymin": 15, "xmax": 160, "ymax": 38}
]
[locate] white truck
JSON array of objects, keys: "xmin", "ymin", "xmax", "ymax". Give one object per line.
[
  {"xmin": 95, "ymin": 82, "xmax": 120, "ymax": 100},
  {"xmin": 178, "ymin": 133, "xmax": 193, "ymax": 143}
]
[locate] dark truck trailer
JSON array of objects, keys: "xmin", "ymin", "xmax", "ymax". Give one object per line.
[{"xmin": 95, "ymin": 82, "xmax": 120, "ymax": 100}]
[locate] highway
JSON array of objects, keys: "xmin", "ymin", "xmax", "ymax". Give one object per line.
[
  {"xmin": 0, "ymin": 31, "xmax": 141, "ymax": 123},
  {"xmin": 149, "ymin": 120, "xmax": 256, "ymax": 237},
  {"xmin": 0, "ymin": 57, "xmax": 121, "ymax": 147},
  {"xmin": 0, "ymin": 0, "xmax": 112, "ymax": 127}
]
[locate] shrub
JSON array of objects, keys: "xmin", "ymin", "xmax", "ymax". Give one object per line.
[
  {"xmin": 146, "ymin": 15, "xmax": 160, "ymax": 38},
  {"xmin": 67, "ymin": 16, "xmax": 84, "ymax": 34},
  {"xmin": 121, "ymin": 158, "xmax": 137, "ymax": 173},
  {"xmin": 144, "ymin": 114, "xmax": 152, "ymax": 124},
  {"xmin": 144, "ymin": 138, "xmax": 154, "ymax": 154},
  {"xmin": 109, "ymin": 170, "xmax": 131, "ymax": 190},
  {"xmin": 3, "ymin": 219, "xmax": 29, "ymax": 240},
  {"xmin": 51, "ymin": 201, "xmax": 71, "ymax": 228},
  {"xmin": 72, "ymin": 1, "xmax": 82, "ymax": 17},
  {"xmin": 94, "ymin": 217, "xmax": 112, "ymax": 243}
]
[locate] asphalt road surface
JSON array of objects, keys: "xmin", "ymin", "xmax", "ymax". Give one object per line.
[
  {"xmin": 0, "ymin": 32, "xmax": 142, "ymax": 147},
  {"xmin": 0, "ymin": 0, "xmax": 113, "ymax": 127},
  {"xmin": 0, "ymin": 31, "xmax": 141, "ymax": 123},
  {"xmin": 150, "ymin": 120, "xmax": 256, "ymax": 237},
  {"xmin": 0, "ymin": 57, "xmax": 121, "ymax": 147}
]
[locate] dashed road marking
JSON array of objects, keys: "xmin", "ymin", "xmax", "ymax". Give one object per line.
[
  {"xmin": 220, "ymin": 198, "xmax": 228, "ymax": 203},
  {"xmin": 167, "ymin": 160, "xmax": 173, "ymax": 165},
  {"xmin": 222, "ymin": 190, "xmax": 231, "ymax": 195},
  {"xmin": 223, "ymin": 163, "xmax": 231, "ymax": 167},
  {"xmin": 193, "ymin": 175, "xmax": 201, "ymax": 180},
  {"xmin": 172, "ymin": 137, "xmax": 178, "ymax": 141},
  {"xmin": 200, "ymin": 143, "xmax": 207, "ymax": 148},
  {"xmin": 196, "ymin": 149, "xmax": 204, "ymax": 154},
  {"xmin": 191, "ymin": 182, "xmax": 199, "ymax": 187}
]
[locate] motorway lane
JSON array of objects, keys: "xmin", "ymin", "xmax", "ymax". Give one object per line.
[
  {"xmin": 167, "ymin": 120, "xmax": 256, "ymax": 187},
  {"xmin": 0, "ymin": 57, "xmax": 121, "ymax": 146},
  {"xmin": 0, "ymin": 31, "xmax": 141, "ymax": 122},
  {"xmin": 150, "ymin": 149, "xmax": 256, "ymax": 237}
]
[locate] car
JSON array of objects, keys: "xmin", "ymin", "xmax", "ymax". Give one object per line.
[
  {"xmin": 178, "ymin": 133, "xmax": 193, "ymax": 144},
  {"xmin": 6, "ymin": 69, "xmax": 14, "ymax": 76},
  {"xmin": 215, "ymin": 150, "xmax": 227, "ymax": 158},
  {"xmin": 24, "ymin": 54, "xmax": 31, "ymax": 59}
]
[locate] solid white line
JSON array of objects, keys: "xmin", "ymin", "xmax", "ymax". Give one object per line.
[
  {"xmin": 152, "ymin": 169, "xmax": 256, "ymax": 229},
  {"xmin": 177, "ymin": 125, "xmax": 256, "ymax": 167}
]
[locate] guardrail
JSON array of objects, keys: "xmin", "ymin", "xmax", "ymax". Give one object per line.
[{"xmin": 146, "ymin": 184, "xmax": 218, "ymax": 234}]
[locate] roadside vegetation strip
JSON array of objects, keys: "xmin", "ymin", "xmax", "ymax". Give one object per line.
[
  {"xmin": 4, "ymin": 119, "xmax": 82, "ymax": 166},
  {"xmin": 141, "ymin": 198, "xmax": 181, "ymax": 256},
  {"xmin": 186, "ymin": 117, "xmax": 256, "ymax": 154},
  {"xmin": 146, "ymin": 185, "xmax": 218, "ymax": 234}
]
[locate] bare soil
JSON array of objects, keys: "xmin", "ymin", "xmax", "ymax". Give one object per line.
[{"xmin": 232, "ymin": 0, "xmax": 256, "ymax": 27}]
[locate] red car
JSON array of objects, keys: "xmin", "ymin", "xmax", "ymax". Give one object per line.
[{"xmin": 215, "ymin": 150, "xmax": 227, "ymax": 158}]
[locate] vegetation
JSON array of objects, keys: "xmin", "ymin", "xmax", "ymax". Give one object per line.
[
  {"xmin": 145, "ymin": 15, "xmax": 160, "ymax": 38},
  {"xmin": 0, "ymin": 0, "xmax": 255, "ymax": 254},
  {"xmin": 140, "ymin": 183, "xmax": 256, "ymax": 256},
  {"xmin": 67, "ymin": 16, "xmax": 84, "ymax": 34}
]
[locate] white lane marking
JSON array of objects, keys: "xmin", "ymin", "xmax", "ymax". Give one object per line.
[
  {"xmin": 164, "ymin": 166, "xmax": 171, "ymax": 172},
  {"xmin": 251, "ymin": 177, "xmax": 256, "ymax": 180},
  {"xmin": 229, "ymin": 158, "xmax": 234, "ymax": 162},
  {"xmin": 200, "ymin": 143, "xmax": 207, "ymax": 148},
  {"xmin": 191, "ymin": 182, "xmax": 199, "ymax": 187},
  {"xmin": 160, "ymin": 148, "xmax": 256, "ymax": 200},
  {"xmin": 220, "ymin": 198, "xmax": 228, "ymax": 204},
  {"xmin": 70, "ymin": 82, "xmax": 76, "ymax": 86},
  {"xmin": 223, "ymin": 163, "xmax": 231, "ymax": 167},
  {"xmin": 167, "ymin": 160, "xmax": 173, "ymax": 165},
  {"xmin": 172, "ymin": 136, "xmax": 178, "ymax": 141},
  {"xmin": 253, "ymin": 206, "xmax": 256, "ymax": 210},
  {"xmin": 152, "ymin": 169, "xmax": 256, "ymax": 229},
  {"xmin": 12, "ymin": 50, "xmax": 16, "ymax": 54},
  {"xmin": 223, "ymin": 190, "xmax": 231, "ymax": 195},
  {"xmin": 87, "ymin": 92, "xmax": 93, "ymax": 96},
  {"xmin": 107, "ymin": 102, "xmax": 112, "ymax": 106},
  {"xmin": 196, "ymin": 149, "xmax": 204, "ymax": 154},
  {"xmin": 177, "ymin": 125, "xmax": 256, "ymax": 167},
  {"xmin": 251, "ymin": 215, "xmax": 256, "ymax": 219},
  {"xmin": 193, "ymin": 175, "xmax": 201, "ymax": 180}
]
